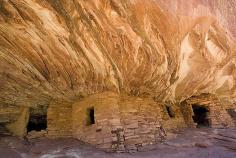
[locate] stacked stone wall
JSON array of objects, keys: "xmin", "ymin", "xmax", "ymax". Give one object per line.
[
  {"xmin": 72, "ymin": 92, "xmax": 123, "ymax": 152},
  {"xmin": 47, "ymin": 101, "xmax": 72, "ymax": 138},
  {"xmin": 160, "ymin": 104, "xmax": 187, "ymax": 131},
  {"xmin": 72, "ymin": 92, "xmax": 170, "ymax": 152},
  {"xmin": 21, "ymin": 92, "xmax": 235, "ymax": 152},
  {"xmin": 183, "ymin": 94, "xmax": 235, "ymax": 128},
  {"xmin": 119, "ymin": 97, "xmax": 165, "ymax": 152}
]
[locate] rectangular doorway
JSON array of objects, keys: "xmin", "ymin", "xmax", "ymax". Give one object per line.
[
  {"xmin": 192, "ymin": 104, "xmax": 210, "ymax": 128},
  {"xmin": 27, "ymin": 107, "xmax": 47, "ymax": 133}
]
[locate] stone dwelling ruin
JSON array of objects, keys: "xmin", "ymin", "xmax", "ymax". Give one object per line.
[
  {"xmin": 1, "ymin": 0, "xmax": 236, "ymax": 154},
  {"xmin": 2, "ymin": 92, "xmax": 235, "ymax": 152}
]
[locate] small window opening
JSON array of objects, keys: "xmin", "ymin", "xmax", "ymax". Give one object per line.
[
  {"xmin": 166, "ymin": 106, "xmax": 175, "ymax": 118},
  {"xmin": 87, "ymin": 107, "xmax": 95, "ymax": 126},
  {"xmin": 27, "ymin": 107, "xmax": 47, "ymax": 133},
  {"xmin": 192, "ymin": 104, "xmax": 210, "ymax": 128}
]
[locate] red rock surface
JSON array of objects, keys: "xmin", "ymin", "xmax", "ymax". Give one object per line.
[
  {"xmin": 157, "ymin": 0, "xmax": 236, "ymax": 39},
  {"xmin": 0, "ymin": 0, "xmax": 236, "ymax": 108}
]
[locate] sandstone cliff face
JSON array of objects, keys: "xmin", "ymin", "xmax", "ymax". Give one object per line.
[
  {"xmin": 0, "ymin": 0, "xmax": 236, "ymax": 109},
  {"xmin": 158, "ymin": 0, "xmax": 236, "ymax": 39}
]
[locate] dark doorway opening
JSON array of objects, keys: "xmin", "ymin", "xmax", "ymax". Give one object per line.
[
  {"xmin": 227, "ymin": 109, "xmax": 236, "ymax": 118},
  {"xmin": 27, "ymin": 108, "xmax": 47, "ymax": 133},
  {"xmin": 86, "ymin": 107, "xmax": 95, "ymax": 126},
  {"xmin": 0, "ymin": 124, "xmax": 10, "ymax": 136},
  {"xmin": 227, "ymin": 109, "xmax": 236, "ymax": 125},
  {"xmin": 166, "ymin": 106, "xmax": 175, "ymax": 118},
  {"xmin": 192, "ymin": 105, "xmax": 210, "ymax": 128}
]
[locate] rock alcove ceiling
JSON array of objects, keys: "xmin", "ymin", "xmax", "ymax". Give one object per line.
[{"xmin": 0, "ymin": 0, "xmax": 236, "ymax": 122}]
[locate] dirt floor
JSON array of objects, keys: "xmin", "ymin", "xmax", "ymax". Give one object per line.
[{"xmin": 0, "ymin": 128, "xmax": 236, "ymax": 158}]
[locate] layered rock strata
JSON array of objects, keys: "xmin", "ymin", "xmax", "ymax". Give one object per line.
[
  {"xmin": 0, "ymin": 0, "xmax": 236, "ymax": 107},
  {"xmin": 0, "ymin": 0, "xmax": 236, "ymax": 153}
]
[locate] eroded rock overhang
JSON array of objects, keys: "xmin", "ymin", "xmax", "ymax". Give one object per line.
[{"xmin": 0, "ymin": 0, "xmax": 236, "ymax": 107}]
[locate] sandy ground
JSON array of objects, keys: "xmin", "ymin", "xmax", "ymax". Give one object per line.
[{"xmin": 0, "ymin": 128, "xmax": 236, "ymax": 158}]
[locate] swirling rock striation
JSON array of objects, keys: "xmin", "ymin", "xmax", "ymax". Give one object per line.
[{"xmin": 0, "ymin": 0, "xmax": 236, "ymax": 111}]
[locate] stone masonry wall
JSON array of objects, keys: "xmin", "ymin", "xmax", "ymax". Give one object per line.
[
  {"xmin": 37, "ymin": 92, "xmax": 235, "ymax": 152},
  {"xmin": 180, "ymin": 101, "xmax": 196, "ymax": 128},
  {"xmin": 160, "ymin": 103, "xmax": 187, "ymax": 132},
  {"xmin": 226, "ymin": 108, "xmax": 236, "ymax": 125},
  {"xmin": 4, "ymin": 91, "xmax": 235, "ymax": 153},
  {"xmin": 225, "ymin": 103, "xmax": 236, "ymax": 125},
  {"xmin": 47, "ymin": 101, "xmax": 72, "ymax": 138},
  {"xmin": 119, "ymin": 96, "xmax": 165, "ymax": 152},
  {"xmin": 6, "ymin": 107, "xmax": 29, "ymax": 137},
  {"xmin": 182, "ymin": 94, "xmax": 235, "ymax": 128},
  {"xmin": 72, "ymin": 92, "xmax": 122, "ymax": 152},
  {"xmin": 72, "ymin": 92, "xmax": 169, "ymax": 152}
]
